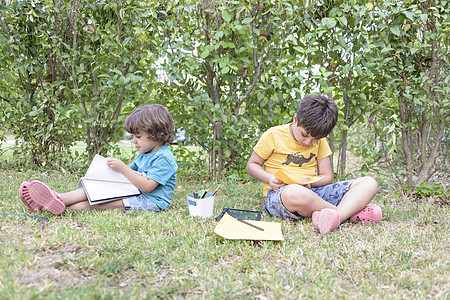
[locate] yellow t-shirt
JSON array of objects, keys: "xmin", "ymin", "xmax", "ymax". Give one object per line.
[{"xmin": 253, "ymin": 124, "xmax": 332, "ymax": 197}]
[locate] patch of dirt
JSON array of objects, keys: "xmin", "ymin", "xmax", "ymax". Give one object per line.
[
  {"xmin": 0, "ymin": 220, "xmax": 35, "ymax": 237},
  {"xmin": 19, "ymin": 266, "xmax": 92, "ymax": 288},
  {"xmin": 18, "ymin": 244, "xmax": 92, "ymax": 289}
]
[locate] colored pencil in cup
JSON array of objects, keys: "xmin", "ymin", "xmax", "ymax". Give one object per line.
[
  {"xmin": 201, "ymin": 189, "xmax": 209, "ymax": 198},
  {"xmin": 211, "ymin": 185, "xmax": 221, "ymax": 196}
]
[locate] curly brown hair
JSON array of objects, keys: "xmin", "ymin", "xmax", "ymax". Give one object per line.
[
  {"xmin": 125, "ymin": 104, "xmax": 174, "ymax": 143},
  {"xmin": 295, "ymin": 95, "xmax": 338, "ymax": 139}
]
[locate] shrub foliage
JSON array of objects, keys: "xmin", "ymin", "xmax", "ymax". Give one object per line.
[{"xmin": 0, "ymin": 0, "xmax": 448, "ymax": 193}]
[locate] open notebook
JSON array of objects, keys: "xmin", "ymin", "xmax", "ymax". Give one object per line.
[{"xmin": 80, "ymin": 154, "xmax": 140, "ymax": 205}]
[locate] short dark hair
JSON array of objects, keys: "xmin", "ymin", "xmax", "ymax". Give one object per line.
[
  {"xmin": 295, "ymin": 95, "xmax": 338, "ymax": 138},
  {"xmin": 125, "ymin": 104, "xmax": 174, "ymax": 143}
]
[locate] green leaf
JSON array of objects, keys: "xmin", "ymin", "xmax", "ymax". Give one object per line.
[
  {"xmin": 420, "ymin": 13, "xmax": 428, "ymax": 23},
  {"xmin": 342, "ymin": 64, "xmax": 351, "ymax": 75},
  {"xmin": 381, "ymin": 47, "xmax": 394, "ymax": 53},
  {"xmin": 215, "ymin": 31, "xmax": 224, "ymax": 39},
  {"xmin": 222, "ymin": 10, "xmax": 232, "ymax": 23},
  {"xmin": 390, "ymin": 26, "xmax": 401, "ymax": 36},
  {"xmin": 410, "ymin": 46, "xmax": 420, "ymax": 55},
  {"xmin": 337, "ymin": 35, "xmax": 347, "ymax": 48},
  {"xmin": 338, "ymin": 16, "xmax": 347, "ymax": 27},
  {"xmin": 321, "ymin": 18, "xmax": 337, "ymax": 29},
  {"xmin": 305, "ymin": 47, "xmax": 318, "ymax": 54},
  {"xmin": 201, "ymin": 48, "xmax": 210, "ymax": 58},
  {"xmin": 111, "ymin": 69, "xmax": 122, "ymax": 76}
]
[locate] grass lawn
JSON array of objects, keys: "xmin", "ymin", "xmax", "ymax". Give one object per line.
[{"xmin": 0, "ymin": 168, "xmax": 448, "ymax": 299}]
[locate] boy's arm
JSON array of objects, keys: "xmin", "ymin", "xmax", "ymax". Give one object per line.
[
  {"xmin": 107, "ymin": 158, "xmax": 158, "ymax": 193},
  {"xmin": 311, "ymin": 156, "xmax": 333, "ymax": 187},
  {"xmin": 246, "ymin": 151, "xmax": 284, "ymax": 191}
]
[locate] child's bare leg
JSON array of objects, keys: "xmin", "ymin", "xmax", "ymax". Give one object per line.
[
  {"xmin": 336, "ymin": 176, "xmax": 378, "ymax": 221},
  {"xmin": 281, "ymin": 184, "xmax": 335, "ymax": 217},
  {"xmin": 60, "ymin": 188, "xmax": 89, "ymax": 206},
  {"xmin": 60, "ymin": 188, "xmax": 125, "ymax": 211},
  {"xmin": 68, "ymin": 199, "xmax": 125, "ymax": 211}
]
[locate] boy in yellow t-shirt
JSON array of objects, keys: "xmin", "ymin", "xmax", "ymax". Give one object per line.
[{"xmin": 246, "ymin": 95, "xmax": 382, "ymax": 234}]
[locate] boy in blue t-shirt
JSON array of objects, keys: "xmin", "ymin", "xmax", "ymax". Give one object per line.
[{"xmin": 19, "ymin": 104, "xmax": 178, "ymax": 214}]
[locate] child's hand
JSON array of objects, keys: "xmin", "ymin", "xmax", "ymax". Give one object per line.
[
  {"xmin": 300, "ymin": 183, "xmax": 311, "ymax": 189},
  {"xmin": 269, "ymin": 175, "xmax": 285, "ymax": 191},
  {"xmin": 106, "ymin": 157, "xmax": 127, "ymax": 173}
]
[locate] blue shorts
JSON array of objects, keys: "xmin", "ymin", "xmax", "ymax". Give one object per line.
[
  {"xmin": 123, "ymin": 194, "xmax": 161, "ymax": 212},
  {"xmin": 263, "ymin": 179, "xmax": 355, "ymax": 220}
]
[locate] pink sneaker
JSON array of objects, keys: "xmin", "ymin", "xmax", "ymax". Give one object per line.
[
  {"xmin": 312, "ymin": 211, "xmax": 320, "ymax": 230},
  {"xmin": 312, "ymin": 208, "xmax": 340, "ymax": 234},
  {"xmin": 26, "ymin": 181, "xmax": 65, "ymax": 215},
  {"xmin": 19, "ymin": 181, "xmax": 43, "ymax": 212},
  {"xmin": 349, "ymin": 205, "xmax": 382, "ymax": 224}
]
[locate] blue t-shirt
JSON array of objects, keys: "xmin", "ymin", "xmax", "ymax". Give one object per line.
[{"xmin": 129, "ymin": 144, "xmax": 178, "ymax": 210}]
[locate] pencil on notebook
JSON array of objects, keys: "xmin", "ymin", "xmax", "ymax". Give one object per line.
[{"xmin": 236, "ymin": 218, "xmax": 264, "ymax": 231}]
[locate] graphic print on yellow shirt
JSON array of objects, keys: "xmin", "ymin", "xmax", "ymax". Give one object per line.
[
  {"xmin": 253, "ymin": 124, "xmax": 332, "ymax": 197},
  {"xmin": 282, "ymin": 152, "xmax": 316, "ymax": 166}
]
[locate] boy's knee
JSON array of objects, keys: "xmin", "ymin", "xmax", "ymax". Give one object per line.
[
  {"xmin": 281, "ymin": 185, "xmax": 310, "ymax": 209},
  {"xmin": 352, "ymin": 176, "xmax": 378, "ymax": 192}
]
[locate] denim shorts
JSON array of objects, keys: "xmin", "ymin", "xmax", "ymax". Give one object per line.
[
  {"xmin": 263, "ymin": 179, "xmax": 355, "ymax": 220},
  {"xmin": 122, "ymin": 194, "xmax": 161, "ymax": 212}
]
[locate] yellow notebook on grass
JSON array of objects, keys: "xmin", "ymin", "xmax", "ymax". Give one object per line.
[{"xmin": 214, "ymin": 212, "xmax": 284, "ymax": 241}]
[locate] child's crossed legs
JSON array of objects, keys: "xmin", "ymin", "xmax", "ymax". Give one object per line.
[{"xmin": 264, "ymin": 177, "xmax": 380, "ymax": 234}]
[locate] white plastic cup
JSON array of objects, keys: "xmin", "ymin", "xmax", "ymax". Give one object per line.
[{"xmin": 187, "ymin": 194, "xmax": 215, "ymax": 217}]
